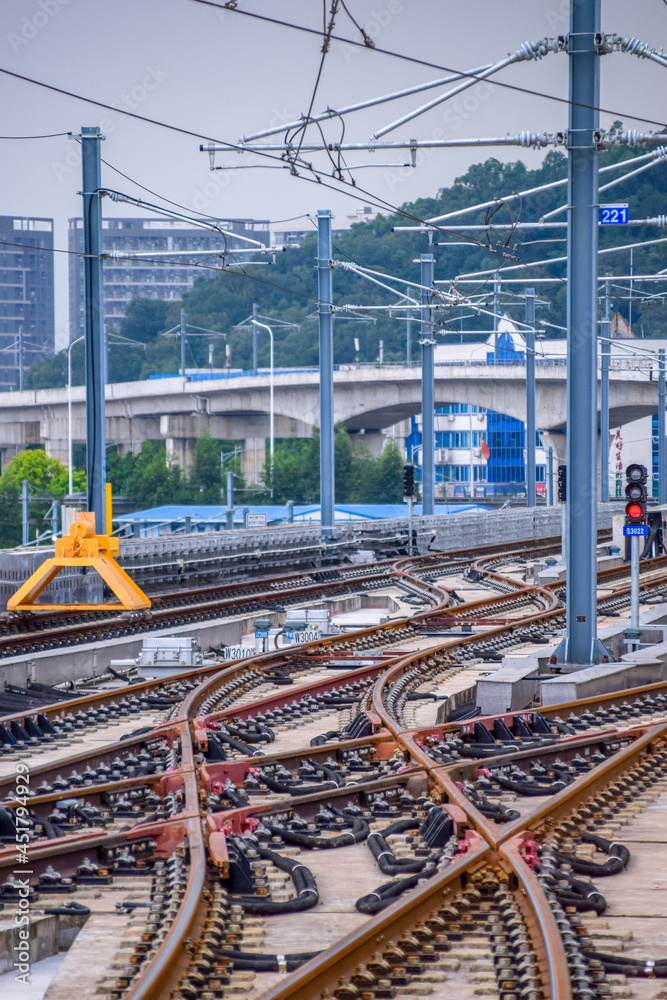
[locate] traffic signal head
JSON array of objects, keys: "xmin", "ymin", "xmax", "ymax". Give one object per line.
[
  {"xmin": 403, "ymin": 463, "xmax": 415, "ymax": 498},
  {"xmin": 625, "ymin": 463, "xmax": 647, "ymax": 524},
  {"xmin": 557, "ymin": 464, "xmax": 567, "ymax": 502},
  {"xmin": 626, "ymin": 463, "xmax": 647, "ymax": 485}
]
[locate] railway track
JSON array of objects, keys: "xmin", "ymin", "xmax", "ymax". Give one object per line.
[
  {"xmin": 0, "ymin": 534, "xmax": 588, "ymax": 659},
  {"xmin": 1, "ymin": 530, "xmax": 667, "ymax": 999}
]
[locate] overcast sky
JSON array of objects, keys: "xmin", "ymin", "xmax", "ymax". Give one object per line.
[{"xmin": 1, "ymin": 0, "xmax": 665, "ymax": 344}]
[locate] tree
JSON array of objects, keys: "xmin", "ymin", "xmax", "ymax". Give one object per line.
[
  {"xmin": 370, "ymin": 441, "xmax": 405, "ymax": 503},
  {"xmin": 269, "ymin": 449, "xmax": 307, "ymax": 505},
  {"xmin": 122, "ymin": 441, "xmax": 189, "ymax": 509},
  {"xmin": 334, "ymin": 423, "xmax": 355, "ymax": 503},
  {"xmin": 189, "ymin": 430, "xmax": 223, "ymax": 503},
  {"xmin": 119, "ymin": 299, "xmax": 170, "ymax": 344},
  {"xmin": 263, "ymin": 436, "xmax": 318, "ymax": 505},
  {"xmin": 0, "ymin": 449, "xmax": 85, "ymax": 547}
]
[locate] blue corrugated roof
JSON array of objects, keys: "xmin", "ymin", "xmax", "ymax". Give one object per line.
[
  {"xmin": 116, "ymin": 505, "xmax": 306, "ymax": 523},
  {"xmin": 330, "ymin": 504, "xmax": 488, "ymax": 519},
  {"xmin": 116, "ymin": 502, "xmax": 490, "ymax": 525}
]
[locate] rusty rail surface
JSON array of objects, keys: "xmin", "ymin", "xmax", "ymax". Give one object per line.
[{"xmin": 3, "ymin": 528, "xmax": 666, "ymax": 1000}]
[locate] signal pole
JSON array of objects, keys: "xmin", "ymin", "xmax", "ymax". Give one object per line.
[
  {"xmin": 565, "ymin": 0, "xmax": 600, "ymax": 663},
  {"xmin": 525, "ymin": 288, "xmax": 536, "ymax": 507},
  {"xmin": 81, "ymin": 126, "xmax": 107, "ymax": 535},
  {"xmin": 317, "ymin": 210, "xmax": 335, "ymax": 537},
  {"xmin": 420, "ymin": 254, "xmax": 435, "ymax": 516},
  {"xmin": 180, "ymin": 308, "xmax": 186, "ymax": 378},
  {"xmin": 600, "ymin": 279, "xmax": 610, "ymax": 502},
  {"xmin": 403, "ymin": 463, "xmax": 415, "ymax": 556},
  {"xmin": 21, "ymin": 480, "xmax": 29, "ymax": 546},
  {"xmin": 659, "ymin": 349, "xmax": 666, "ymax": 505},
  {"xmin": 252, "ymin": 302, "xmax": 258, "ymax": 375},
  {"xmin": 18, "ymin": 325, "xmax": 24, "ymax": 392},
  {"xmin": 624, "ymin": 464, "xmax": 648, "ymax": 646}
]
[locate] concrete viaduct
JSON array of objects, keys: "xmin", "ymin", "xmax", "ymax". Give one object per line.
[{"xmin": 0, "ymin": 363, "xmax": 657, "ymax": 483}]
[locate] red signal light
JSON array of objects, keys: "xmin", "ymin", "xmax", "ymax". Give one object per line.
[{"xmin": 626, "ymin": 502, "xmax": 643, "ymax": 520}]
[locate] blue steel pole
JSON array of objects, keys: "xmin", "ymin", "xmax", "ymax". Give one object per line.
[
  {"xmin": 493, "ymin": 278, "xmax": 499, "ymax": 361},
  {"xmin": 180, "ymin": 308, "xmax": 186, "ymax": 378},
  {"xmin": 406, "ymin": 310, "xmax": 412, "ymax": 365},
  {"xmin": 252, "ymin": 302, "xmax": 258, "ymax": 375},
  {"xmin": 600, "ymin": 280, "xmax": 610, "ymax": 503},
  {"xmin": 81, "ymin": 126, "xmax": 107, "ymax": 534},
  {"xmin": 565, "ymin": 0, "xmax": 600, "ymax": 664},
  {"xmin": 420, "ymin": 254, "xmax": 435, "ymax": 516},
  {"xmin": 21, "ymin": 480, "xmax": 29, "ymax": 546},
  {"xmin": 659, "ymin": 349, "xmax": 666, "ymax": 505},
  {"xmin": 525, "ymin": 288, "xmax": 536, "ymax": 508},
  {"xmin": 18, "ymin": 325, "xmax": 24, "ymax": 392},
  {"xmin": 317, "ymin": 210, "xmax": 335, "ymax": 537}
]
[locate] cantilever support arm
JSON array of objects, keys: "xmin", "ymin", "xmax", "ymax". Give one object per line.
[{"xmin": 372, "ymin": 37, "xmax": 565, "ymax": 139}]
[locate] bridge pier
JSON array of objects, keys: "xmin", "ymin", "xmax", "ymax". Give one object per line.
[
  {"xmin": 349, "ymin": 429, "xmax": 390, "ymax": 458},
  {"xmin": 241, "ymin": 438, "xmax": 266, "ymax": 485},
  {"xmin": 165, "ymin": 436, "xmax": 196, "ymax": 471},
  {"xmin": 542, "ymin": 427, "xmax": 616, "ymax": 505}
]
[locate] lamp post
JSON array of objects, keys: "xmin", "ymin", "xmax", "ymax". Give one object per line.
[
  {"xmin": 68, "ymin": 336, "xmax": 85, "ymax": 496},
  {"xmin": 250, "ymin": 319, "xmax": 274, "ymax": 475}
]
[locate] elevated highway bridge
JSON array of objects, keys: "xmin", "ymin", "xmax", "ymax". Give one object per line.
[{"xmin": 0, "ymin": 361, "xmax": 657, "ymax": 481}]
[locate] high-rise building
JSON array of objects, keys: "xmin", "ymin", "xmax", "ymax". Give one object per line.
[
  {"xmin": 404, "ymin": 321, "xmax": 548, "ymax": 499},
  {"xmin": 271, "ymin": 205, "xmax": 377, "ymax": 246},
  {"xmin": 0, "ymin": 216, "xmax": 54, "ymax": 392},
  {"xmin": 68, "ymin": 217, "xmax": 270, "ymax": 340}
]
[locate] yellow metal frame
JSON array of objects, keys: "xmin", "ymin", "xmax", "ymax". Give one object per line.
[{"xmin": 7, "ymin": 511, "xmax": 151, "ymax": 612}]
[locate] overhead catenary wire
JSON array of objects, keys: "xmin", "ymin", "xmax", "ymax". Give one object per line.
[
  {"xmin": 392, "ymin": 148, "xmax": 667, "ymax": 228},
  {"xmin": 0, "ymin": 131, "xmax": 73, "ymax": 139},
  {"xmin": 0, "ymin": 67, "xmax": 499, "ymax": 257},
  {"xmin": 454, "ymin": 237, "xmax": 667, "ymax": 280},
  {"xmin": 241, "ymin": 64, "xmax": 495, "ymax": 143},
  {"xmin": 2, "ymin": 14, "xmax": 663, "ymax": 314},
  {"xmin": 291, "ymin": 0, "xmax": 340, "ymax": 163},
  {"xmin": 185, "ymin": 0, "xmax": 667, "ymax": 130},
  {"xmin": 3, "ymin": 104, "xmax": 661, "ymax": 354}
]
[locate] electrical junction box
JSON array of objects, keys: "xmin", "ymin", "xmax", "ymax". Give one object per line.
[
  {"xmin": 348, "ymin": 549, "xmax": 375, "ymax": 565},
  {"xmin": 110, "ymin": 636, "xmax": 203, "ymax": 678},
  {"xmin": 137, "ymin": 636, "xmax": 203, "ymax": 666}
]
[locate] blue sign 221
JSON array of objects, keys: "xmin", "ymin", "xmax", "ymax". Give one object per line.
[{"xmin": 600, "ymin": 204, "xmax": 629, "ymax": 225}]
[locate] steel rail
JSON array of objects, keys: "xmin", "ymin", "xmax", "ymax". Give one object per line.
[
  {"xmin": 501, "ymin": 834, "xmax": 573, "ymax": 1000},
  {"xmin": 495, "ymin": 720, "xmax": 667, "ymax": 846},
  {"xmin": 0, "ymin": 529, "xmax": 586, "ymax": 662},
  {"xmin": 247, "ymin": 839, "xmax": 491, "ymax": 1000},
  {"xmin": 119, "ymin": 552, "xmax": 667, "ymax": 1000},
  {"xmin": 0, "ymin": 533, "xmax": 590, "ymax": 732},
  {"xmin": 5, "ymin": 527, "xmax": 662, "ymax": 1000}
]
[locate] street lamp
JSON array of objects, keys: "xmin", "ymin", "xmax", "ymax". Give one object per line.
[
  {"xmin": 68, "ymin": 336, "xmax": 85, "ymax": 496},
  {"xmin": 250, "ymin": 319, "xmax": 274, "ymax": 473}
]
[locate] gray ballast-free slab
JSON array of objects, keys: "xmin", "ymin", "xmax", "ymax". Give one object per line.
[
  {"xmin": 539, "ymin": 657, "xmax": 666, "ymax": 707},
  {"xmin": 476, "ymin": 655, "xmax": 546, "ymax": 715}
]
